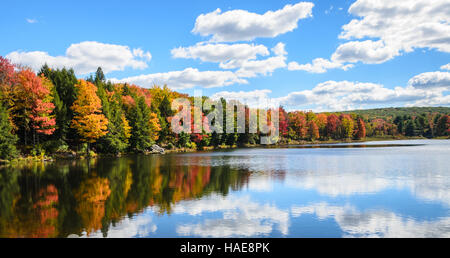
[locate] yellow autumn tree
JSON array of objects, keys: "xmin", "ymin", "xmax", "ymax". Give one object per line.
[
  {"xmin": 71, "ymin": 80, "xmax": 108, "ymax": 153},
  {"xmin": 149, "ymin": 112, "xmax": 161, "ymax": 142},
  {"xmin": 122, "ymin": 114, "xmax": 132, "ymax": 143},
  {"xmin": 74, "ymin": 176, "xmax": 111, "ymax": 235}
]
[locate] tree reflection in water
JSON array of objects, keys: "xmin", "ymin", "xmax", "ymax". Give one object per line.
[{"xmin": 0, "ymin": 155, "xmax": 251, "ymax": 237}]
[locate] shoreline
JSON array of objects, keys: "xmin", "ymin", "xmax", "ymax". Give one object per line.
[{"xmin": 2, "ymin": 136, "xmax": 448, "ymax": 166}]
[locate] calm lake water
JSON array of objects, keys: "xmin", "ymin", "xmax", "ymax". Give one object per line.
[{"xmin": 0, "ymin": 139, "xmax": 449, "ymax": 238}]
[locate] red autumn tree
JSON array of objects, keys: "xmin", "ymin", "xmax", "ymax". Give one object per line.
[
  {"xmin": 279, "ymin": 107, "xmax": 289, "ymax": 137},
  {"xmin": 13, "ymin": 69, "xmax": 56, "ymax": 144},
  {"xmin": 327, "ymin": 114, "xmax": 341, "ymax": 139},
  {"xmin": 0, "ymin": 57, "xmax": 16, "ymax": 104},
  {"xmin": 436, "ymin": 115, "xmax": 450, "ymax": 136},
  {"xmin": 355, "ymin": 117, "xmax": 366, "ymax": 139},
  {"xmin": 307, "ymin": 120, "xmax": 320, "ymax": 140},
  {"xmin": 288, "ymin": 111, "xmax": 307, "ymax": 139},
  {"xmin": 31, "ymin": 75, "xmax": 56, "ymax": 136},
  {"xmin": 191, "ymin": 106, "xmax": 210, "ymax": 144}
]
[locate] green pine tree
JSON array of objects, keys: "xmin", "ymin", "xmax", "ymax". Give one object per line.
[
  {"xmin": 157, "ymin": 95, "xmax": 174, "ymax": 144},
  {"xmin": 96, "ymin": 83, "xmax": 130, "ymax": 154},
  {"xmin": 405, "ymin": 120, "xmax": 416, "ymax": 136},
  {"xmin": 0, "ymin": 103, "xmax": 18, "ymax": 160},
  {"xmin": 128, "ymin": 96, "xmax": 153, "ymax": 152},
  {"xmin": 38, "ymin": 66, "xmax": 78, "ymax": 144}
]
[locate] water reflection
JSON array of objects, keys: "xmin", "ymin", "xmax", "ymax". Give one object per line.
[
  {"xmin": 175, "ymin": 195, "xmax": 289, "ymax": 237},
  {"xmin": 0, "ymin": 156, "xmax": 250, "ymax": 237},
  {"xmin": 0, "ymin": 140, "xmax": 449, "ymax": 238},
  {"xmin": 291, "ymin": 203, "xmax": 450, "ymax": 238}
]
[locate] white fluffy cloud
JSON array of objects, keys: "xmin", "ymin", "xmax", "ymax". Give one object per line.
[
  {"xmin": 235, "ymin": 42, "xmax": 288, "ymax": 78},
  {"xmin": 6, "ymin": 41, "xmax": 152, "ymax": 75},
  {"xmin": 280, "ymin": 80, "xmax": 445, "ymax": 111},
  {"xmin": 408, "ymin": 71, "xmax": 450, "ymax": 90},
  {"xmin": 293, "ymin": 0, "xmax": 450, "ymax": 73},
  {"xmin": 340, "ymin": 0, "xmax": 450, "ymax": 54},
  {"xmin": 288, "ymin": 40, "xmax": 398, "ymax": 73},
  {"xmin": 331, "ymin": 0, "xmax": 450, "ymax": 67},
  {"xmin": 192, "ymin": 2, "xmax": 314, "ymax": 42},
  {"xmin": 111, "ymin": 67, "xmax": 247, "ymax": 89},
  {"xmin": 211, "ymin": 89, "xmax": 275, "ymax": 108},
  {"xmin": 288, "ymin": 58, "xmax": 353, "ymax": 73},
  {"xmin": 331, "ymin": 40, "xmax": 399, "ymax": 64},
  {"xmin": 121, "ymin": 42, "xmax": 287, "ymax": 89},
  {"xmin": 212, "ymin": 68, "xmax": 450, "ymax": 111},
  {"xmin": 171, "ymin": 42, "xmax": 269, "ymax": 69},
  {"xmin": 440, "ymin": 63, "xmax": 450, "ymax": 71}
]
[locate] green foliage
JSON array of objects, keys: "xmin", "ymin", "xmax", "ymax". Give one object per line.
[
  {"xmin": 405, "ymin": 120, "xmax": 416, "ymax": 136},
  {"xmin": 38, "ymin": 65, "xmax": 78, "ymax": 144},
  {"xmin": 177, "ymin": 132, "xmax": 191, "ymax": 148},
  {"xmin": 225, "ymin": 133, "xmax": 238, "ymax": 146},
  {"xmin": 128, "ymin": 97, "xmax": 154, "ymax": 152},
  {"xmin": 342, "ymin": 107, "xmax": 450, "ymax": 120},
  {"xmin": 96, "ymin": 81, "xmax": 129, "ymax": 154},
  {"xmin": 0, "ymin": 103, "xmax": 17, "ymax": 159},
  {"xmin": 156, "ymin": 95, "xmax": 173, "ymax": 144}
]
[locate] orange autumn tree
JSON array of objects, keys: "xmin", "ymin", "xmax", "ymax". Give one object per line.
[
  {"xmin": 74, "ymin": 176, "xmax": 111, "ymax": 235},
  {"xmin": 149, "ymin": 112, "xmax": 161, "ymax": 142},
  {"xmin": 307, "ymin": 120, "xmax": 320, "ymax": 140},
  {"xmin": 71, "ymin": 80, "xmax": 108, "ymax": 153}
]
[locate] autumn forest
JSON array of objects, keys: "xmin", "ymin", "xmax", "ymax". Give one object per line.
[{"xmin": 0, "ymin": 56, "xmax": 449, "ymax": 161}]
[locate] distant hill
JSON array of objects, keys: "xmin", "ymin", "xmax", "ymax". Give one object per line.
[{"xmin": 340, "ymin": 107, "xmax": 450, "ymax": 121}]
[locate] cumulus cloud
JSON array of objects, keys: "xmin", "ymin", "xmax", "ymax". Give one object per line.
[
  {"xmin": 293, "ymin": 0, "xmax": 450, "ymax": 73},
  {"xmin": 6, "ymin": 41, "xmax": 152, "ymax": 75},
  {"xmin": 288, "ymin": 39, "xmax": 398, "ymax": 73},
  {"xmin": 235, "ymin": 42, "xmax": 288, "ymax": 78},
  {"xmin": 192, "ymin": 2, "xmax": 314, "ymax": 42},
  {"xmin": 279, "ymin": 80, "xmax": 444, "ymax": 111},
  {"xmin": 288, "ymin": 58, "xmax": 353, "ymax": 73},
  {"xmin": 118, "ymin": 42, "xmax": 287, "ymax": 89},
  {"xmin": 212, "ymin": 69, "xmax": 449, "ymax": 111},
  {"xmin": 111, "ymin": 67, "xmax": 248, "ymax": 89},
  {"xmin": 331, "ymin": 40, "xmax": 399, "ymax": 64},
  {"xmin": 340, "ymin": 0, "xmax": 450, "ymax": 54},
  {"xmin": 440, "ymin": 63, "xmax": 450, "ymax": 71},
  {"xmin": 211, "ymin": 89, "xmax": 276, "ymax": 108},
  {"xmin": 408, "ymin": 71, "xmax": 450, "ymax": 90},
  {"xmin": 171, "ymin": 42, "xmax": 269, "ymax": 69},
  {"xmin": 330, "ymin": 0, "xmax": 450, "ymax": 67}
]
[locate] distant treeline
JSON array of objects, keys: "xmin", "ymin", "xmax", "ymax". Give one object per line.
[{"xmin": 0, "ymin": 56, "xmax": 449, "ymax": 160}]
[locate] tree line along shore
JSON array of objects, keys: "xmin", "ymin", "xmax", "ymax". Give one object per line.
[{"xmin": 0, "ymin": 56, "xmax": 449, "ymax": 163}]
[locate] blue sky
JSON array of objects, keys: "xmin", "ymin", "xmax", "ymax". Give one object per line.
[{"xmin": 1, "ymin": 0, "xmax": 449, "ymax": 111}]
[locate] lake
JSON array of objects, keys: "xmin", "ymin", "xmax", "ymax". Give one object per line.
[{"xmin": 0, "ymin": 139, "xmax": 449, "ymax": 238}]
